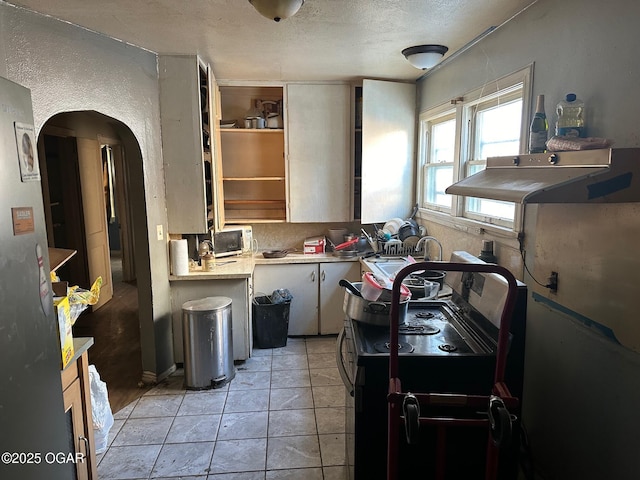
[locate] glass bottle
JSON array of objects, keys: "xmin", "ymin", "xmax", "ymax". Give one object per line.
[{"xmin": 528, "ymin": 94, "xmax": 548, "ymax": 154}]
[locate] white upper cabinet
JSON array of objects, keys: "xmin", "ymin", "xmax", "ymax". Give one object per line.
[
  {"xmin": 360, "ymin": 79, "xmax": 416, "ymax": 224},
  {"xmin": 286, "ymin": 83, "xmax": 352, "ymax": 222},
  {"xmin": 159, "ymin": 55, "xmax": 215, "ymax": 234}
]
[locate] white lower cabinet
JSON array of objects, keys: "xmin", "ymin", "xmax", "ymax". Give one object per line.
[
  {"xmin": 170, "ymin": 278, "xmax": 252, "ymax": 362},
  {"xmin": 318, "ymin": 261, "xmax": 361, "ymax": 334},
  {"xmin": 253, "ymin": 261, "xmax": 360, "ymax": 336}
]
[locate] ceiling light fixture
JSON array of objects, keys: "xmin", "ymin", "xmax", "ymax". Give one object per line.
[
  {"xmin": 249, "ymin": 0, "xmax": 305, "ymax": 22},
  {"xmin": 402, "ymin": 45, "xmax": 449, "ymax": 70}
]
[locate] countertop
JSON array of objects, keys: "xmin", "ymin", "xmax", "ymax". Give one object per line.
[
  {"xmin": 169, "ymin": 255, "xmax": 254, "ymax": 281},
  {"xmin": 169, "ymin": 252, "xmax": 360, "ymax": 281},
  {"xmin": 62, "ymin": 336, "xmax": 94, "ymax": 371},
  {"xmin": 253, "ymin": 252, "xmax": 360, "ymax": 265}
]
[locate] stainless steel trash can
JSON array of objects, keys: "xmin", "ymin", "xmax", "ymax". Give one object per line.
[{"xmin": 182, "ymin": 296, "xmax": 235, "ymax": 390}]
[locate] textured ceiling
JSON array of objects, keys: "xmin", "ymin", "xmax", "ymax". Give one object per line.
[{"xmin": 7, "ymin": 0, "xmax": 536, "ymax": 82}]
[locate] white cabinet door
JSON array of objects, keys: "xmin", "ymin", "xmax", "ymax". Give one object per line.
[
  {"xmin": 319, "ymin": 262, "xmax": 361, "ymax": 335},
  {"xmin": 253, "ymin": 263, "xmax": 319, "ymax": 336},
  {"xmin": 159, "ymin": 55, "xmax": 212, "ymax": 233},
  {"xmin": 287, "ymin": 83, "xmax": 351, "ymax": 222},
  {"xmin": 361, "ymin": 79, "xmax": 416, "ymax": 223}
]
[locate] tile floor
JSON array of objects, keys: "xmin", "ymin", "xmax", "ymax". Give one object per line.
[{"xmin": 97, "ymin": 336, "xmax": 347, "ymax": 480}]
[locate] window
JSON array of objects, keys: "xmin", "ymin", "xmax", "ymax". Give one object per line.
[
  {"xmin": 418, "ymin": 66, "xmax": 532, "ymax": 231},
  {"xmin": 423, "ymin": 112, "xmax": 456, "ymax": 210}
]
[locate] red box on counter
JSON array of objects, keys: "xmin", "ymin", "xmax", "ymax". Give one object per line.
[{"xmin": 303, "ymin": 236, "xmax": 326, "ymax": 254}]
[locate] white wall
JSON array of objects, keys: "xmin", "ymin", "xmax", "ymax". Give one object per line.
[
  {"xmin": 0, "ymin": 2, "xmax": 174, "ymax": 377},
  {"xmin": 418, "ymin": 0, "xmax": 640, "ymax": 477}
]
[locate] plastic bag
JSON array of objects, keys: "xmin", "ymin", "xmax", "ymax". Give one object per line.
[
  {"xmin": 68, "ymin": 277, "xmax": 103, "ymax": 324},
  {"xmin": 88, "ymin": 364, "xmax": 114, "ymax": 454},
  {"xmin": 271, "ymin": 288, "xmax": 293, "ymax": 304}
]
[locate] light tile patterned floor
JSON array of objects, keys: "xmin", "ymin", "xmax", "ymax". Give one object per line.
[{"xmin": 97, "ymin": 337, "xmax": 347, "ymax": 480}]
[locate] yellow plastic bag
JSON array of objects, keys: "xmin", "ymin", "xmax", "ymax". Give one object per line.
[
  {"xmin": 68, "ymin": 276, "xmax": 102, "ymax": 306},
  {"xmin": 67, "ymin": 276, "xmax": 102, "ymax": 324}
]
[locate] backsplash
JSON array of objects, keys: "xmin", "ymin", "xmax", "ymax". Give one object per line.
[{"xmin": 251, "ymin": 222, "xmax": 363, "ymax": 251}]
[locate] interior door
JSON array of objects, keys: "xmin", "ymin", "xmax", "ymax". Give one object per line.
[
  {"xmin": 38, "ymin": 132, "xmax": 90, "ymax": 287},
  {"xmin": 110, "ymin": 143, "xmax": 135, "ymax": 282},
  {"xmin": 76, "ymin": 137, "xmax": 112, "ymax": 309},
  {"xmin": 361, "ymin": 79, "xmax": 417, "ymax": 223}
]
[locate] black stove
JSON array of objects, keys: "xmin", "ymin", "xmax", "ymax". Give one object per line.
[
  {"xmin": 338, "ymin": 251, "xmax": 528, "ymax": 480},
  {"xmin": 353, "ymin": 299, "xmax": 493, "ymax": 358}
]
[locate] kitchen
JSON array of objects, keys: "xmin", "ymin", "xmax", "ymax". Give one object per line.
[{"xmin": 1, "ymin": 0, "xmax": 640, "ymax": 479}]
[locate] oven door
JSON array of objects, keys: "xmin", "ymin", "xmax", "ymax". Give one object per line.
[{"xmin": 336, "ymin": 322, "xmax": 356, "ymax": 480}]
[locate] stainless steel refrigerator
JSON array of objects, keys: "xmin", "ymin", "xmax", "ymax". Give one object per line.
[{"xmin": 0, "ymin": 76, "xmax": 73, "ymax": 479}]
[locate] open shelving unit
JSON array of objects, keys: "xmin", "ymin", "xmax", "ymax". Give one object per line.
[
  {"xmin": 219, "ymin": 85, "xmax": 285, "ymax": 223},
  {"xmin": 353, "ymin": 85, "xmax": 362, "ymax": 221}
]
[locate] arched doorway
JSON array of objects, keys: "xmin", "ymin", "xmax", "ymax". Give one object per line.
[{"xmin": 37, "ymin": 110, "xmax": 151, "ymax": 412}]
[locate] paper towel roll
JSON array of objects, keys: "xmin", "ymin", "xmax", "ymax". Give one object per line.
[{"xmin": 170, "ymin": 239, "xmax": 189, "ymax": 275}]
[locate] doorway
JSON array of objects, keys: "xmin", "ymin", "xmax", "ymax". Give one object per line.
[{"xmin": 37, "ymin": 111, "xmax": 150, "ymax": 412}]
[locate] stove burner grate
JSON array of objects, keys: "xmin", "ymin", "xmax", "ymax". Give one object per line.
[
  {"xmin": 374, "ymin": 341, "xmax": 415, "ymax": 354},
  {"xmin": 399, "ymin": 323, "xmax": 441, "ymax": 335}
]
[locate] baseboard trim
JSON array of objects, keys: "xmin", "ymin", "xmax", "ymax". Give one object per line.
[{"xmin": 140, "ymin": 364, "xmax": 177, "ymax": 385}]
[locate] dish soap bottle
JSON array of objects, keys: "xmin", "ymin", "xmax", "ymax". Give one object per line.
[
  {"xmin": 555, "ymin": 93, "xmax": 586, "ymax": 137},
  {"xmin": 528, "ymin": 94, "xmax": 548, "ymax": 153}
]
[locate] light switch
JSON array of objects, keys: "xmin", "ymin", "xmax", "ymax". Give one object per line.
[{"xmin": 156, "ymin": 224, "xmax": 164, "ymax": 241}]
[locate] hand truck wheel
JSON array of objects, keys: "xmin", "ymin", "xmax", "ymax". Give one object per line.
[
  {"xmin": 402, "ymin": 393, "xmax": 420, "ymax": 445},
  {"xmin": 489, "ymin": 395, "xmax": 512, "ymax": 447}
]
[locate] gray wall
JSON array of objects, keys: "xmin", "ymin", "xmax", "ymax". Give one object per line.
[
  {"xmin": 0, "ymin": 2, "xmax": 174, "ymax": 377},
  {"xmin": 418, "ymin": 0, "xmax": 640, "ymax": 478}
]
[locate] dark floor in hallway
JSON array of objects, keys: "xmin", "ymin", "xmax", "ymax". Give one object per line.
[{"xmin": 72, "ymin": 277, "xmax": 150, "ymax": 413}]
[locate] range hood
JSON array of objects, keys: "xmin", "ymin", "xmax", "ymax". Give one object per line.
[{"xmin": 445, "ymin": 148, "xmax": 640, "ymax": 203}]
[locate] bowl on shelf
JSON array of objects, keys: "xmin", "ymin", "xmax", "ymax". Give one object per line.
[{"xmin": 220, "ymin": 120, "xmax": 236, "ymax": 128}]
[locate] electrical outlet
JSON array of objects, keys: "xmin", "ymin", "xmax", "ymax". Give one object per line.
[
  {"xmin": 548, "ymin": 271, "xmax": 558, "ymax": 292},
  {"xmin": 156, "ymin": 224, "xmax": 163, "ymax": 241}
]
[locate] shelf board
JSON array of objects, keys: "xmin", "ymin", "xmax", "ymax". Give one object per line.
[
  {"xmin": 49, "ymin": 247, "xmax": 77, "ymax": 273},
  {"xmin": 220, "ymin": 128, "xmax": 284, "ymax": 133},
  {"xmin": 224, "ymin": 199, "xmax": 285, "ymax": 205},
  {"xmin": 223, "ymin": 177, "xmax": 285, "ymax": 181},
  {"xmin": 226, "ymin": 218, "xmax": 286, "ymax": 224}
]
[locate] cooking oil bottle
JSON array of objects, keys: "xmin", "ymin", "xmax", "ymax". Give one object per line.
[{"xmin": 555, "ymin": 93, "xmax": 586, "ymax": 137}]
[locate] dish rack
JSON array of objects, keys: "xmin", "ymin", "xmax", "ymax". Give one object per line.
[{"xmin": 378, "ymin": 240, "xmax": 425, "ymax": 257}]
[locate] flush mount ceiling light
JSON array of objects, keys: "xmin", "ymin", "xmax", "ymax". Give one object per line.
[
  {"xmin": 249, "ymin": 0, "xmax": 305, "ymax": 22},
  {"xmin": 402, "ymin": 45, "xmax": 449, "ymax": 70}
]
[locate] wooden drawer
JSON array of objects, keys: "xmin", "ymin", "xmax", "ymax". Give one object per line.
[{"xmin": 61, "ymin": 359, "xmax": 79, "ymax": 391}]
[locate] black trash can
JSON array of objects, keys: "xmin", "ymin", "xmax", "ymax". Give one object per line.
[{"xmin": 252, "ymin": 295, "xmax": 290, "ymax": 348}]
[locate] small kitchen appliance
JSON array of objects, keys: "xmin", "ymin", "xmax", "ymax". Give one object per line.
[{"xmin": 211, "ymin": 225, "xmax": 253, "ymax": 258}]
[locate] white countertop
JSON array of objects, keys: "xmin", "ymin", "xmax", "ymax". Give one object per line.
[
  {"xmin": 253, "ymin": 252, "xmax": 360, "ymax": 265},
  {"xmin": 169, "ymin": 252, "xmax": 359, "ymax": 281},
  {"xmin": 169, "ymin": 255, "xmax": 254, "ymax": 280}
]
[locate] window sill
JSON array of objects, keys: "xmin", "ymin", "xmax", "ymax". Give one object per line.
[{"xmin": 416, "ymin": 208, "xmax": 521, "ymax": 250}]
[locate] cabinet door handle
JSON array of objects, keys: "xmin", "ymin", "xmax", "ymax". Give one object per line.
[
  {"xmin": 79, "ymin": 435, "xmax": 89, "ymax": 455},
  {"xmin": 311, "ymin": 270, "xmax": 316, "ymax": 282},
  {"xmin": 321, "ymin": 270, "xmax": 326, "ymax": 282}
]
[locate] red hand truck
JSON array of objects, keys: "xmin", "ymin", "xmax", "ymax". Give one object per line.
[{"xmin": 387, "ymin": 261, "xmax": 520, "ymax": 480}]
